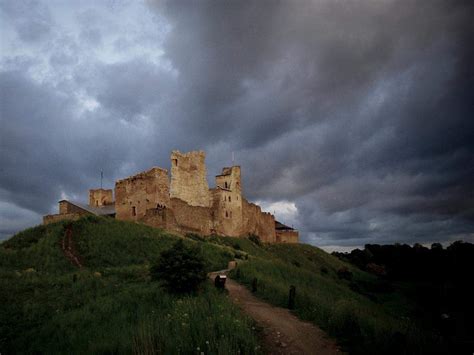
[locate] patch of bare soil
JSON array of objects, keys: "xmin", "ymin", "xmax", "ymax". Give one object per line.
[{"xmin": 60, "ymin": 224, "xmax": 83, "ymax": 268}]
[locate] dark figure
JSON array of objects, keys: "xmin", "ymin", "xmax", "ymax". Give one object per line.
[
  {"xmin": 288, "ymin": 285, "xmax": 296, "ymax": 309},
  {"xmin": 214, "ymin": 274, "xmax": 226, "ymax": 289},
  {"xmin": 251, "ymin": 278, "xmax": 258, "ymax": 293}
]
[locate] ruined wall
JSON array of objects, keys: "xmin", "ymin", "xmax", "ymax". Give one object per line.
[
  {"xmin": 43, "ymin": 212, "xmax": 85, "ymax": 225},
  {"xmin": 169, "ymin": 198, "xmax": 213, "ymax": 234},
  {"xmin": 115, "ymin": 167, "xmax": 170, "ymax": 221},
  {"xmin": 276, "ymin": 230, "xmax": 299, "ymax": 243},
  {"xmin": 59, "ymin": 201, "xmax": 89, "ymax": 215},
  {"xmin": 141, "ymin": 207, "xmax": 173, "ymax": 230},
  {"xmin": 241, "ymin": 199, "xmax": 276, "ymax": 243},
  {"xmin": 89, "ymin": 189, "xmax": 113, "ymax": 207},
  {"xmin": 170, "ymin": 150, "xmax": 210, "ymax": 207}
]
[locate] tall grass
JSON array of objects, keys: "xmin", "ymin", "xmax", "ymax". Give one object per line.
[
  {"xmin": 227, "ymin": 242, "xmax": 444, "ymax": 354},
  {"xmin": 0, "ymin": 216, "xmax": 261, "ymax": 354}
]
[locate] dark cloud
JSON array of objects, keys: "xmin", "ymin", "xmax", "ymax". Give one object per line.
[{"xmin": 1, "ymin": 0, "xmax": 473, "ymax": 246}]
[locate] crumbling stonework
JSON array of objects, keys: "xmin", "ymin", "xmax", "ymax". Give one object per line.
[
  {"xmin": 241, "ymin": 199, "xmax": 277, "ymax": 243},
  {"xmin": 89, "ymin": 189, "xmax": 113, "ymax": 207},
  {"xmin": 276, "ymin": 230, "xmax": 299, "ymax": 243},
  {"xmin": 43, "ymin": 150, "xmax": 299, "ymax": 243},
  {"xmin": 115, "ymin": 167, "xmax": 170, "ymax": 221},
  {"xmin": 170, "ymin": 150, "xmax": 210, "ymax": 207},
  {"xmin": 44, "ymin": 201, "xmax": 90, "ymax": 224}
]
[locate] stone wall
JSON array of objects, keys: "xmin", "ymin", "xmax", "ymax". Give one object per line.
[
  {"xmin": 169, "ymin": 198, "xmax": 213, "ymax": 234},
  {"xmin": 59, "ymin": 201, "xmax": 89, "ymax": 215},
  {"xmin": 115, "ymin": 167, "xmax": 170, "ymax": 221},
  {"xmin": 89, "ymin": 189, "xmax": 113, "ymax": 207},
  {"xmin": 43, "ymin": 212, "xmax": 84, "ymax": 225},
  {"xmin": 170, "ymin": 150, "xmax": 210, "ymax": 207},
  {"xmin": 241, "ymin": 199, "xmax": 276, "ymax": 243},
  {"xmin": 276, "ymin": 230, "xmax": 299, "ymax": 243}
]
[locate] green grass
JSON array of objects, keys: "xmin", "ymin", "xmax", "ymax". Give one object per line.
[
  {"xmin": 223, "ymin": 240, "xmax": 443, "ymax": 354},
  {"xmin": 1, "ymin": 216, "xmax": 444, "ymax": 354},
  {"xmin": 0, "ymin": 216, "xmax": 260, "ymax": 354}
]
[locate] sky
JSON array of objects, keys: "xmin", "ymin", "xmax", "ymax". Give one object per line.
[{"xmin": 1, "ymin": 0, "xmax": 473, "ymax": 249}]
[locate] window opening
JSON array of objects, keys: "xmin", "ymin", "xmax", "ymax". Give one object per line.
[
  {"xmin": 172, "ymin": 159, "xmax": 178, "ymax": 167},
  {"xmin": 132, "ymin": 206, "xmax": 136, "ymax": 216}
]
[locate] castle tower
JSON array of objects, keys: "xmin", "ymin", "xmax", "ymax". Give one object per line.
[
  {"xmin": 213, "ymin": 166, "xmax": 243, "ymax": 236},
  {"xmin": 170, "ymin": 150, "xmax": 210, "ymax": 207},
  {"xmin": 89, "ymin": 189, "xmax": 114, "ymax": 207}
]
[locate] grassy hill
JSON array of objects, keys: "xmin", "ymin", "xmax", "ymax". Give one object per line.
[{"xmin": 1, "ymin": 216, "xmax": 441, "ymax": 354}]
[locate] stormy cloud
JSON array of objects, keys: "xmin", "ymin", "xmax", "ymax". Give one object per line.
[{"xmin": 1, "ymin": 0, "xmax": 473, "ymax": 248}]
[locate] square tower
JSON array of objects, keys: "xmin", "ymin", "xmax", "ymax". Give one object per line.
[
  {"xmin": 89, "ymin": 189, "xmax": 114, "ymax": 207},
  {"xmin": 170, "ymin": 150, "xmax": 211, "ymax": 207}
]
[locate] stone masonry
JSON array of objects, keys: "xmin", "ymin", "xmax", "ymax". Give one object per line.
[{"xmin": 43, "ymin": 150, "xmax": 299, "ymax": 243}]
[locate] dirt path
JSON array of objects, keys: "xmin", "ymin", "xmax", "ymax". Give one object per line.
[
  {"xmin": 210, "ymin": 272, "xmax": 341, "ymax": 355},
  {"xmin": 61, "ymin": 224, "xmax": 83, "ymax": 268}
]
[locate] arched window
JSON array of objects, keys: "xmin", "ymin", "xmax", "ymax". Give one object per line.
[
  {"xmin": 224, "ymin": 181, "xmax": 228, "ymax": 189},
  {"xmin": 229, "ymin": 196, "xmax": 231, "ymax": 202},
  {"xmin": 132, "ymin": 206, "xmax": 136, "ymax": 216},
  {"xmin": 225, "ymin": 211, "xmax": 228, "ymax": 218}
]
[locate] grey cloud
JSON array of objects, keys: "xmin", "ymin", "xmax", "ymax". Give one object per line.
[
  {"xmin": 0, "ymin": 0, "xmax": 52, "ymax": 43},
  {"xmin": 1, "ymin": 0, "xmax": 473, "ymax": 247}
]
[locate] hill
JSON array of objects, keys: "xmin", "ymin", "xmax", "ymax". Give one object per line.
[{"xmin": 0, "ymin": 216, "xmax": 443, "ymax": 354}]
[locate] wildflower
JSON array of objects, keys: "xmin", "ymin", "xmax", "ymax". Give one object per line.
[
  {"xmin": 205, "ymin": 341, "xmax": 209, "ymax": 345},
  {"xmin": 196, "ymin": 347, "xmax": 200, "ymax": 351}
]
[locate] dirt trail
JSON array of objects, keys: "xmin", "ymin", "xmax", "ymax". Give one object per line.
[
  {"xmin": 61, "ymin": 224, "xmax": 83, "ymax": 268},
  {"xmin": 210, "ymin": 272, "xmax": 341, "ymax": 355}
]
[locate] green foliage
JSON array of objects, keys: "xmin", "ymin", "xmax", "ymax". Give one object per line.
[
  {"xmin": 0, "ymin": 217, "xmax": 261, "ymax": 354},
  {"xmin": 225, "ymin": 242, "xmax": 443, "ymax": 354},
  {"xmin": 0, "ymin": 217, "xmax": 448, "ymax": 354},
  {"xmin": 248, "ymin": 234, "xmax": 262, "ymax": 246},
  {"xmin": 150, "ymin": 240, "xmax": 207, "ymax": 293}
]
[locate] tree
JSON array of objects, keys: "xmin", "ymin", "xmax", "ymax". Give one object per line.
[{"xmin": 150, "ymin": 240, "xmax": 207, "ymax": 294}]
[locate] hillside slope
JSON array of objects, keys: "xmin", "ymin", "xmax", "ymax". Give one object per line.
[
  {"xmin": 0, "ymin": 216, "xmax": 257, "ymax": 354},
  {"xmin": 1, "ymin": 216, "xmax": 441, "ymax": 354}
]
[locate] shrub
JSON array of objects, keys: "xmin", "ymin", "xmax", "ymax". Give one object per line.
[
  {"xmin": 150, "ymin": 240, "xmax": 207, "ymax": 294},
  {"xmin": 248, "ymin": 234, "xmax": 262, "ymax": 246},
  {"xmin": 184, "ymin": 233, "xmax": 206, "ymax": 242}
]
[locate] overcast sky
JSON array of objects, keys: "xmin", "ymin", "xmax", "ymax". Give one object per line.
[{"xmin": 1, "ymin": 0, "xmax": 473, "ymax": 248}]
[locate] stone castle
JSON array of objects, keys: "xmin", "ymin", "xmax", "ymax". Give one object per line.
[{"xmin": 43, "ymin": 150, "xmax": 299, "ymax": 243}]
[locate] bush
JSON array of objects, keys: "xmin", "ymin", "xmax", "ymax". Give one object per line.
[
  {"xmin": 248, "ymin": 234, "xmax": 262, "ymax": 246},
  {"xmin": 150, "ymin": 240, "xmax": 207, "ymax": 294},
  {"xmin": 184, "ymin": 233, "xmax": 206, "ymax": 242}
]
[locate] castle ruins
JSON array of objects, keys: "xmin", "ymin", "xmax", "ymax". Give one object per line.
[{"xmin": 43, "ymin": 150, "xmax": 299, "ymax": 243}]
